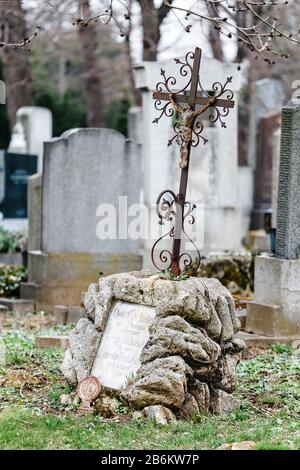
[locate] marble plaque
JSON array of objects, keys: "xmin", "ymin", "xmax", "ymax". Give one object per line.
[{"xmin": 91, "ymin": 301, "xmax": 156, "ymax": 390}]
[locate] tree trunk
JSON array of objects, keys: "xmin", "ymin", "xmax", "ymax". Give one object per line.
[
  {"xmin": 125, "ymin": 36, "xmax": 142, "ymax": 106},
  {"xmin": 0, "ymin": 0, "xmax": 33, "ymax": 127},
  {"xmin": 206, "ymin": 5, "xmax": 224, "ymax": 61},
  {"xmin": 139, "ymin": 1, "xmax": 161, "ymax": 61},
  {"xmin": 235, "ymin": 11, "xmax": 248, "ymax": 63},
  {"xmin": 78, "ymin": 0, "xmax": 104, "ymax": 127}
]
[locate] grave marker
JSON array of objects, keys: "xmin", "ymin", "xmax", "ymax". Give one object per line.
[
  {"xmin": 276, "ymin": 101, "xmax": 300, "ymax": 259},
  {"xmin": 21, "ymin": 128, "xmax": 142, "ymax": 310},
  {"xmin": 151, "ymin": 48, "xmax": 235, "ymax": 276},
  {"xmin": 247, "ymin": 100, "xmax": 300, "ymax": 337},
  {"xmin": 0, "ymin": 152, "xmax": 37, "ymax": 218}
]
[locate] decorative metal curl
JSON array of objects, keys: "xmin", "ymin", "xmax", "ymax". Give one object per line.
[
  {"xmin": 191, "ymin": 119, "xmax": 208, "ymax": 147},
  {"xmin": 152, "ymin": 50, "xmax": 195, "ymax": 125},
  {"xmin": 205, "ymin": 77, "xmax": 234, "ymax": 128},
  {"xmin": 153, "ymin": 50, "xmax": 234, "ymax": 147},
  {"xmin": 151, "ymin": 191, "xmax": 201, "ymax": 275}
]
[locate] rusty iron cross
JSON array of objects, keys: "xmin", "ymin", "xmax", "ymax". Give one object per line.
[{"xmin": 151, "ymin": 47, "xmax": 235, "ymax": 277}]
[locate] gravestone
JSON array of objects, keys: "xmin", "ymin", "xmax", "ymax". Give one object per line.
[
  {"xmin": 247, "ymin": 100, "xmax": 300, "ymax": 337},
  {"xmin": 16, "ymin": 106, "xmax": 53, "ymax": 172},
  {"xmin": 21, "ymin": 128, "xmax": 142, "ymax": 311},
  {"xmin": 248, "ymin": 79, "xmax": 285, "ymax": 168},
  {"xmin": 8, "ymin": 122, "xmax": 27, "ymax": 154},
  {"xmin": 62, "ymin": 272, "xmax": 245, "ymax": 417},
  {"xmin": 251, "ymin": 112, "xmax": 281, "ymax": 229},
  {"xmin": 0, "ymin": 152, "xmax": 38, "ymax": 218},
  {"xmin": 249, "ymin": 79, "xmax": 285, "ymax": 231},
  {"xmin": 133, "ymin": 55, "xmax": 248, "ymax": 260},
  {"xmin": 276, "ymin": 101, "xmax": 300, "ymax": 259}
]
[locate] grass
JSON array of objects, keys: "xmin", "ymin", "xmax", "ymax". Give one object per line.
[{"xmin": 0, "ymin": 312, "xmax": 300, "ymax": 450}]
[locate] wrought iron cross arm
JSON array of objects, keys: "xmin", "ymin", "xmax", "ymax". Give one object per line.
[{"xmin": 152, "ymin": 91, "xmax": 235, "ymax": 110}]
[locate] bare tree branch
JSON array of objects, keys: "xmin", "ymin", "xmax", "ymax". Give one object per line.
[{"xmin": 1, "ymin": 0, "xmax": 299, "ymax": 65}]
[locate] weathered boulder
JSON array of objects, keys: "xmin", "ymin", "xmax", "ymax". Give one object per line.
[
  {"xmin": 210, "ymin": 389, "xmax": 241, "ymax": 415},
  {"xmin": 180, "ymin": 393, "xmax": 200, "ymax": 418},
  {"xmin": 212, "ymin": 354, "xmax": 240, "ymax": 393},
  {"xmin": 189, "ymin": 379, "xmax": 210, "ymax": 413},
  {"xmin": 84, "ymin": 278, "xmax": 114, "ymax": 330},
  {"xmin": 143, "ymin": 405, "xmax": 177, "ymax": 425},
  {"xmin": 141, "ymin": 315, "xmax": 221, "ymax": 365},
  {"xmin": 124, "ymin": 356, "xmax": 192, "ymax": 410},
  {"xmin": 94, "ymin": 395, "xmax": 121, "ymax": 418},
  {"xmin": 62, "ymin": 271, "xmax": 245, "ymax": 419},
  {"xmin": 62, "ymin": 318, "xmax": 101, "ymax": 383}
]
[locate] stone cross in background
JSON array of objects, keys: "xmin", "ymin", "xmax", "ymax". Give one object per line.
[{"xmin": 151, "ymin": 47, "xmax": 235, "ymax": 277}]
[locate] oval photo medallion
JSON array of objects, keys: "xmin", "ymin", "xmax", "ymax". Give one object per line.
[{"xmin": 77, "ymin": 376, "xmax": 101, "ymax": 411}]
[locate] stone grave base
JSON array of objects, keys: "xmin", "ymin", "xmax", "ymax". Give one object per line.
[
  {"xmin": 21, "ymin": 251, "xmax": 142, "ymax": 311},
  {"xmin": 246, "ymin": 255, "xmax": 300, "ymax": 337},
  {"xmin": 62, "ymin": 271, "xmax": 245, "ymax": 418}
]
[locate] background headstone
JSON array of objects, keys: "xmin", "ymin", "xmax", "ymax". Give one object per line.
[
  {"xmin": 276, "ymin": 101, "xmax": 300, "ymax": 259},
  {"xmin": 16, "ymin": 106, "xmax": 53, "ymax": 172},
  {"xmin": 247, "ymin": 100, "xmax": 300, "ymax": 337},
  {"xmin": 251, "ymin": 112, "xmax": 281, "ymax": 229},
  {"xmin": 248, "ymin": 79, "xmax": 285, "ymax": 169},
  {"xmin": 8, "ymin": 122, "xmax": 27, "ymax": 154},
  {"xmin": 22, "ymin": 128, "xmax": 142, "ymax": 311},
  {"xmin": 248, "ymin": 79, "xmax": 285, "ymax": 232},
  {"xmin": 0, "ymin": 152, "xmax": 37, "ymax": 219}
]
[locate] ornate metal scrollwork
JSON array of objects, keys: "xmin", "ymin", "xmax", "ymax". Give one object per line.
[
  {"xmin": 151, "ymin": 190, "xmax": 201, "ymax": 275},
  {"xmin": 199, "ymin": 76, "xmax": 234, "ymax": 129},
  {"xmin": 152, "ymin": 51, "xmax": 234, "ymax": 146}
]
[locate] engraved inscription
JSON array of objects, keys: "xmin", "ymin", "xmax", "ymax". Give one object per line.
[{"xmin": 91, "ymin": 301, "xmax": 156, "ymax": 390}]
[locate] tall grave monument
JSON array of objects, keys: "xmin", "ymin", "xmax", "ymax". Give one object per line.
[{"xmin": 247, "ymin": 100, "xmax": 300, "ymax": 337}]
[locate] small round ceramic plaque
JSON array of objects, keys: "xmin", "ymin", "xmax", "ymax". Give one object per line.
[{"xmin": 77, "ymin": 376, "xmax": 101, "ymax": 412}]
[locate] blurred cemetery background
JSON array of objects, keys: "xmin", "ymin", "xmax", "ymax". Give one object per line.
[{"xmin": 0, "ymin": 0, "xmax": 300, "ymax": 336}]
